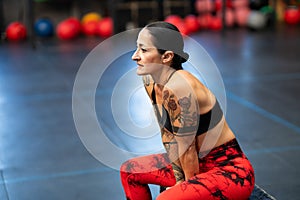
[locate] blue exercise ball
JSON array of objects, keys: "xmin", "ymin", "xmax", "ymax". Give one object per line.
[{"xmin": 34, "ymin": 18, "xmax": 54, "ymax": 37}]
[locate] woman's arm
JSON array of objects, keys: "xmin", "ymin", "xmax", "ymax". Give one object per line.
[
  {"xmin": 161, "ymin": 129, "xmax": 184, "ymax": 183},
  {"xmin": 162, "ymin": 87, "xmax": 200, "ymax": 182},
  {"xmin": 176, "ymin": 135, "xmax": 199, "ymax": 180}
]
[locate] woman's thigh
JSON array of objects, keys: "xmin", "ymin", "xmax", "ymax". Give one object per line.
[
  {"xmin": 120, "ymin": 153, "xmax": 176, "ymax": 186},
  {"xmin": 157, "ymin": 165, "xmax": 254, "ymax": 200}
]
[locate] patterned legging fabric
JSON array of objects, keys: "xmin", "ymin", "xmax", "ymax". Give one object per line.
[{"xmin": 120, "ymin": 139, "xmax": 255, "ymax": 200}]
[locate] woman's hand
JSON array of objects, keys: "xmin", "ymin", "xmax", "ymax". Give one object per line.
[{"xmin": 166, "ymin": 180, "xmax": 183, "ymax": 190}]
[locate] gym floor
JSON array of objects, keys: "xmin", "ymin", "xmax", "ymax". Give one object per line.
[{"xmin": 0, "ymin": 24, "xmax": 299, "ymax": 200}]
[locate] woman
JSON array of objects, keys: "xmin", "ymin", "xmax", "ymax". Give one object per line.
[{"xmin": 120, "ymin": 21, "xmax": 255, "ymax": 200}]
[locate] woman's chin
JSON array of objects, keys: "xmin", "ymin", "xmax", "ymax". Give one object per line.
[{"xmin": 136, "ymin": 68, "xmax": 146, "ymax": 76}]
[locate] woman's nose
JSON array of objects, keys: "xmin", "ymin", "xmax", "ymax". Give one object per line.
[{"xmin": 132, "ymin": 50, "xmax": 139, "ymax": 61}]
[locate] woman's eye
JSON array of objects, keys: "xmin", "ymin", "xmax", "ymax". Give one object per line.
[{"xmin": 141, "ymin": 48, "xmax": 147, "ymax": 52}]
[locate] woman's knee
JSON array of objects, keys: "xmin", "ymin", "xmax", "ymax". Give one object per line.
[{"xmin": 120, "ymin": 160, "xmax": 131, "ymax": 173}]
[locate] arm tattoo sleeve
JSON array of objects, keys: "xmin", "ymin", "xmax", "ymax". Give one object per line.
[
  {"xmin": 163, "ymin": 90, "xmax": 198, "ymax": 137},
  {"xmin": 171, "ymin": 162, "xmax": 185, "ymax": 182}
]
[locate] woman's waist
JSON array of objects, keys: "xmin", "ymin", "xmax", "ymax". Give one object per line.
[{"xmin": 198, "ymin": 138, "xmax": 244, "ymax": 163}]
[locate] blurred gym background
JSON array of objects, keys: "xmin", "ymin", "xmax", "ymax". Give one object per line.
[{"xmin": 1, "ymin": 0, "xmax": 299, "ymax": 42}]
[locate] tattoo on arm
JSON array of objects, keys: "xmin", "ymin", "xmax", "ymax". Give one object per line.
[
  {"xmin": 163, "ymin": 91, "xmax": 197, "ymax": 129},
  {"xmin": 171, "ymin": 163, "xmax": 185, "ymax": 182},
  {"xmin": 163, "ymin": 141, "xmax": 177, "ymax": 152},
  {"xmin": 162, "ymin": 89, "xmax": 199, "ymax": 182},
  {"xmin": 177, "ymin": 94, "xmax": 198, "ymax": 127}
]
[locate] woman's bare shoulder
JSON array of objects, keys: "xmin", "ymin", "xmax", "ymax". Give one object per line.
[
  {"xmin": 167, "ymin": 70, "xmax": 206, "ymax": 92},
  {"xmin": 166, "ymin": 70, "xmax": 215, "ymax": 108}
]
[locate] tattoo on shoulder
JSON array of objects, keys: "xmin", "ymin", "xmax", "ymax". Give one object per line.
[{"xmin": 163, "ymin": 90, "xmax": 197, "ymax": 127}]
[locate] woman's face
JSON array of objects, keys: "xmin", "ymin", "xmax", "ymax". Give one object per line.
[{"xmin": 132, "ymin": 28, "xmax": 164, "ymax": 76}]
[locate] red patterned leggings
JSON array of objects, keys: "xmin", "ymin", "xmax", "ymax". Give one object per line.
[{"xmin": 120, "ymin": 139, "xmax": 255, "ymax": 200}]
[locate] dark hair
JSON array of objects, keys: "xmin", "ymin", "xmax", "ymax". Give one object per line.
[{"xmin": 144, "ymin": 21, "xmax": 189, "ymax": 70}]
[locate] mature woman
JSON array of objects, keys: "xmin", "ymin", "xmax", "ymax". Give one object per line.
[{"xmin": 120, "ymin": 21, "xmax": 255, "ymax": 200}]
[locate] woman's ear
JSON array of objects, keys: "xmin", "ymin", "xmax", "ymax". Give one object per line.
[{"xmin": 162, "ymin": 51, "xmax": 174, "ymax": 64}]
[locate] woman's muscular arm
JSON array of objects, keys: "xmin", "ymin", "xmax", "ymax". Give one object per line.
[{"xmin": 162, "ymin": 88, "xmax": 199, "ymax": 182}]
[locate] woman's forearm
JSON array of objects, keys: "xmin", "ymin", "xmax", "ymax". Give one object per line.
[
  {"xmin": 171, "ymin": 162, "xmax": 185, "ymax": 183},
  {"xmin": 179, "ymin": 145, "xmax": 199, "ymax": 180}
]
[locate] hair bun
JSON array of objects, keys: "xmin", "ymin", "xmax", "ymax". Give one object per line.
[{"xmin": 180, "ymin": 52, "xmax": 189, "ymax": 63}]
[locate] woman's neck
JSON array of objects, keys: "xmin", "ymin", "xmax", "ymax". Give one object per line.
[{"xmin": 152, "ymin": 67, "xmax": 176, "ymax": 86}]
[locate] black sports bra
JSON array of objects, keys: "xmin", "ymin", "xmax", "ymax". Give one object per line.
[{"xmin": 151, "ymin": 86, "xmax": 223, "ymax": 136}]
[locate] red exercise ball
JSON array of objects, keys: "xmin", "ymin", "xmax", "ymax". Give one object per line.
[
  {"xmin": 215, "ymin": 0, "xmax": 233, "ymax": 11},
  {"xmin": 284, "ymin": 7, "xmax": 300, "ymax": 25},
  {"xmin": 82, "ymin": 20, "xmax": 98, "ymax": 36},
  {"xmin": 97, "ymin": 17, "xmax": 113, "ymax": 38},
  {"xmin": 56, "ymin": 18, "xmax": 80, "ymax": 40},
  {"xmin": 215, "ymin": 0, "xmax": 222, "ymax": 11},
  {"xmin": 6, "ymin": 21, "xmax": 27, "ymax": 41},
  {"xmin": 217, "ymin": 9, "xmax": 235, "ymax": 27},
  {"xmin": 195, "ymin": 0, "xmax": 215, "ymax": 13},
  {"xmin": 66, "ymin": 17, "xmax": 81, "ymax": 35},
  {"xmin": 176, "ymin": 21, "xmax": 190, "ymax": 36},
  {"xmin": 164, "ymin": 15, "xmax": 183, "ymax": 27},
  {"xmin": 184, "ymin": 15, "xmax": 200, "ymax": 33},
  {"xmin": 209, "ymin": 17, "xmax": 223, "ymax": 31},
  {"xmin": 235, "ymin": 7, "xmax": 251, "ymax": 27},
  {"xmin": 232, "ymin": 0, "xmax": 249, "ymax": 9},
  {"xmin": 198, "ymin": 14, "xmax": 213, "ymax": 29},
  {"xmin": 164, "ymin": 15, "xmax": 189, "ymax": 35}
]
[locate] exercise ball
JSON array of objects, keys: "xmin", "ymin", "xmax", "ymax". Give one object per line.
[
  {"xmin": 56, "ymin": 18, "xmax": 80, "ymax": 40},
  {"xmin": 247, "ymin": 11, "xmax": 267, "ymax": 30},
  {"xmin": 184, "ymin": 15, "xmax": 200, "ymax": 33},
  {"xmin": 195, "ymin": 0, "xmax": 215, "ymax": 13},
  {"xmin": 232, "ymin": 0, "xmax": 248, "ymax": 9},
  {"xmin": 81, "ymin": 12, "xmax": 102, "ymax": 24},
  {"xmin": 66, "ymin": 17, "xmax": 81, "ymax": 35},
  {"xmin": 215, "ymin": 0, "xmax": 233, "ymax": 11},
  {"xmin": 209, "ymin": 17, "xmax": 223, "ymax": 31},
  {"xmin": 235, "ymin": 7, "xmax": 251, "ymax": 26},
  {"xmin": 34, "ymin": 18, "xmax": 54, "ymax": 37},
  {"xmin": 97, "ymin": 17, "xmax": 113, "ymax": 38},
  {"xmin": 176, "ymin": 21, "xmax": 190, "ymax": 36},
  {"xmin": 284, "ymin": 7, "xmax": 300, "ymax": 25},
  {"xmin": 217, "ymin": 9, "xmax": 235, "ymax": 27},
  {"xmin": 6, "ymin": 21, "xmax": 27, "ymax": 41},
  {"xmin": 164, "ymin": 15, "xmax": 182, "ymax": 27},
  {"xmin": 82, "ymin": 20, "xmax": 98, "ymax": 36},
  {"xmin": 198, "ymin": 14, "xmax": 213, "ymax": 29}
]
